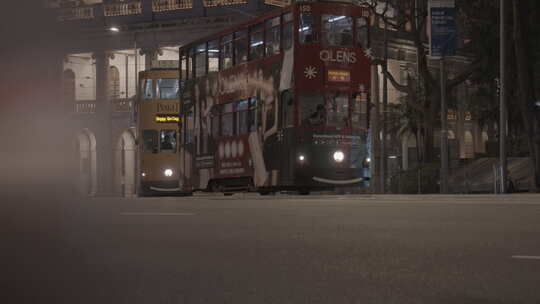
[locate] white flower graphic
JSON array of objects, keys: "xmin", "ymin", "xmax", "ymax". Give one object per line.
[
  {"xmin": 304, "ymin": 66, "xmax": 317, "ymax": 79},
  {"xmin": 363, "ymin": 48, "xmax": 374, "ymax": 60}
]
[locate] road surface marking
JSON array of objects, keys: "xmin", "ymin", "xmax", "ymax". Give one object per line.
[
  {"xmin": 120, "ymin": 212, "xmax": 195, "ymax": 216},
  {"xmin": 511, "ymin": 255, "xmax": 540, "ymax": 260}
]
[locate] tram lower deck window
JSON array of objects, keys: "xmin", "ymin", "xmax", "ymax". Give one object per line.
[
  {"xmin": 142, "ymin": 130, "xmax": 158, "ymax": 153},
  {"xmin": 160, "ymin": 130, "xmax": 177, "ymax": 153}
]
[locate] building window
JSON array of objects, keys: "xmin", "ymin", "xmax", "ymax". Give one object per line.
[
  {"xmin": 108, "ymin": 66, "xmax": 120, "ymax": 99},
  {"xmin": 63, "ymin": 69, "xmax": 76, "ymax": 102}
]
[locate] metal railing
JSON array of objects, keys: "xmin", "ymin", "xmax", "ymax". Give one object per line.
[
  {"xmin": 74, "ymin": 99, "xmax": 133, "ymax": 114},
  {"xmin": 202, "ymin": 0, "xmax": 247, "ymax": 7},
  {"xmin": 111, "ymin": 98, "xmax": 133, "ymax": 113},
  {"xmin": 104, "ymin": 1, "xmax": 142, "ymax": 17},
  {"xmin": 152, "ymin": 0, "xmax": 193, "ymax": 12},
  {"xmin": 264, "ymin": 0, "xmax": 292, "ymax": 7},
  {"xmin": 74, "ymin": 100, "xmax": 96, "ymax": 114},
  {"xmin": 57, "ymin": 5, "xmax": 95, "ymax": 21}
]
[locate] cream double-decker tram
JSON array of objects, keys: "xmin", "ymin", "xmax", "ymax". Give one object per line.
[{"xmin": 136, "ymin": 69, "xmax": 186, "ymax": 196}]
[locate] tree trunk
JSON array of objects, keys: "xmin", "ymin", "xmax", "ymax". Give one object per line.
[{"xmin": 512, "ymin": 0, "xmax": 540, "ymax": 191}]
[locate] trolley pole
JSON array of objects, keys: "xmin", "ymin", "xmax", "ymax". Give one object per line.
[
  {"xmin": 380, "ymin": 17, "xmax": 388, "ymax": 194},
  {"xmin": 499, "ymin": 0, "xmax": 507, "ymax": 194},
  {"xmin": 440, "ymin": 57, "xmax": 449, "ymax": 193}
]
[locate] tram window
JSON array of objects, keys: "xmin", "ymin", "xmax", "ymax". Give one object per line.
[
  {"xmin": 249, "ymin": 23, "xmax": 264, "ymax": 60},
  {"xmin": 221, "ymin": 34, "xmax": 233, "ymax": 70},
  {"xmin": 211, "ymin": 105, "xmax": 221, "ymax": 138},
  {"xmin": 142, "ymin": 129, "xmax": 158, "ymax": 153},
  {"xmin": 265, "ymin": 99, "xmax": 276, "ymax": 132},
  {"xmin": 280, "ymin": 90, "xmax": 294, "ymax": 128},
  {"xmin": 208, "ymin": 39, "xmax": 220, "ymax": 72},
  {"xmin": 283, "ymin": 13, "xmax": 293, "ymax": 50},
  {"xmin": 299, "ymin": 13, "xmax": 317, "ymax": 44},
  {"xmin": 352, "ymin": 91, "xmax": 368, "ymax": 129},
  {"xmin": 160, "ymin": 130, "xmax": 177, "ymax": 153},
  {"xmin": 300, "ymin": 92, "xmax": 325, "ymax": 126},
  {"xmin": 221, "ymin": 103, "xmax": 234, "ymax": 137},
  {"xmin": 195, "ymin": 43, "xmax": 207, "ymax": 77},
  {"xmin": 181, "ymin": 54, "xmax": 188, "ymax": 80},
  {"xmin": 156, "ymin": 78, "xmax": 179, "ymax": 99},
  {"xmin": 234, "ymin": 30, "xmax": 248, "ymax": 65},
  {"xmin": 188, "ymin": 48, "xmax": 195, "ymax": 78},
  {"xmin": 356, "ymin": 17, "xmax": 369, "ymax": 48},
  {"xmin": 235, "ymin": 99, "xmax": 250, "ymax": 134},
  {"xmin": 248, "ymin": 97, "xmax": 260, "ymax": 131},
  {"xmin": 326, "ymin": 92, "xmax": 349, "ymax": 128},
  {"xmin": 322, "ymin": 15, "xmax": 353, "ymax": 46},
  {"xmin": 142, "ymin": 79, "xmax": 155, "ymax": 99},
  {"xmin": 265, "ymin": 17, "xmax": 280, "ymax": 56}
]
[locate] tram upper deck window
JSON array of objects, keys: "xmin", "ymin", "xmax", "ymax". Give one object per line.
[
  {"xmin": 356, "ymin": 17, "xmax": 369, "ymax": 48},
  {"xmin": 250, "ymin": 23, "xmax": 264, "ymax": 60},
  {"xmin": 156, "ymin": 78, "xmax": 179, "ymax": 99},
  {"xmin": 160, "ymin": 130, "xmax": 177, "ymax": 153},
  {"xmin": 265, "ymin": 17, "xmax": 280, "ymax": 56},
  {"xmin": 221, "ymin": 34, "xmax": 233, "ymax": 70},
  {"xmin": 181, "ymin": 53, "xmax": 188, "ymax": 80},
  {"xmin": 195, "ymin": 43, "xmax": 207, "ymax": 77},
  {"xmin": 234, "ymin": 30, "xmax": 248, "ymax": 65},
  {"xmin": 322, "ymin": 15, "xmax": 353, "ymax": 46},
  {"xmin": 142, "ymin": 79, "xmax": 155, "ymax": 99},
  {"xmin": 142, "ymin": 129, "xmax": 158, "ymax": 153},
  {"xmin": 188, "ymin": 48, "xmax": 195, "ymax": 79},
  {"xmin": 208, "ymin": 39, "xmax": 220, "ymax": 72},
  {"xmin": 283, "ymin": 12, "xmax": 293, "ymax": 50},
  {"xmin": 299, "ymin": 13, "xmax": 317, "ymax": 44}
]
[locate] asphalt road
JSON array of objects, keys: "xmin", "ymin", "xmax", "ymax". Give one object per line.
[{"xmin": 4, "ymin": 193, "xmax": 540, "ymax": 304}]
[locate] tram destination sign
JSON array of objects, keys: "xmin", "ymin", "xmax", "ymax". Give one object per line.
[
  {"xmin": 155, "ymin": 114, "xmax": 180, "ymax": 123},
  {"xmin": 327, "ymin": 70, "xmax": 351, "ymax": 83},
  {"xmin": 429, "ymin": 0, "xmax": 456, "ymax": 58}
]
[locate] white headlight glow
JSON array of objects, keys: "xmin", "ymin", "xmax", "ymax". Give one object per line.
[
  {"xmin": 333, "ymin": 151, "xmax": 345, "ymax": 163},
  {"xmin": 164, "ymin": 169, "xmax": 173, "ymax": 177}
]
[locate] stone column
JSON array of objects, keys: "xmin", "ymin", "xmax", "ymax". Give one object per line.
[{"xmin": 94, "ymin": 51, "xmax": 114, "ymax": 195}]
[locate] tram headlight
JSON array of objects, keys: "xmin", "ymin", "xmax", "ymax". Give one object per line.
[
  {"xmin": 164, "ymin": 169, "xmax": 173, "ymax": 177},
  {"xmin": 141, "ymin": 172, "xmax": 146, "ymax": 177},
  {"xmin": 333, "ymin": 151, "xmax": 345, "ymax": 163},
  {"xmin": 298, "ymin": 154, "xmax": 306, "ymax": 162}
]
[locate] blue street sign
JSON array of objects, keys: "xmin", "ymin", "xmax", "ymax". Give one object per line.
[{"xmin": 429, "ymin": 0, "xmax": 457, "ymax": 58}]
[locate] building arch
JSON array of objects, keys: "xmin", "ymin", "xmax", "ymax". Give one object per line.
[
  {"xmin": 75, "ymin": 129, "xmax": 97, "ymax": 196},
  {"xmin": 114, "ymin": 129, "xmax": 137, "ymax": 197}
]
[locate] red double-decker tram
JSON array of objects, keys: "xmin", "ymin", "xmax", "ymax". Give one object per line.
[{"xmin": 179, "ymin": 0, "xmax": 372, "ymax": 194}]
